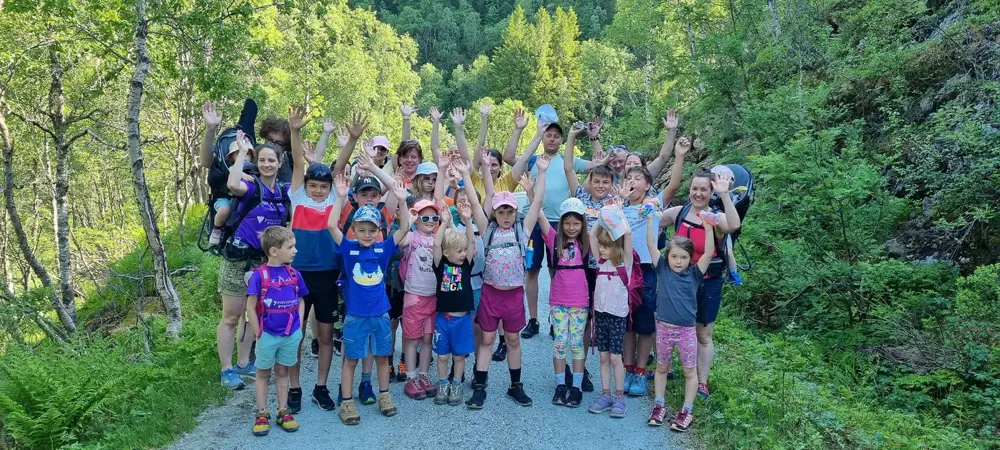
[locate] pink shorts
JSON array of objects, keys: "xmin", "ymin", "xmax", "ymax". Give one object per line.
[
  {"xmin": 476, "ymin": 285, "xmax": 526, "ymax": 334},
  {"xmin": 656, "ymin": 322, "xmax": 697, "ymax": 368},
  {"xmin": 402, "ymin": 293, "xmax": 436, "ymax": 339}
]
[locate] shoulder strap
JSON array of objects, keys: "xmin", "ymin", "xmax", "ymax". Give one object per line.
[
  {"xmin": 526, "ymin": 154, "xmax": 538, "ymax": 173},
  {"xmin": 342, "ymin": 202, "xmax": 359, "ymax": 234},
  {"xmin": 258, "ymin": 265, "xmax": 271, "ymax": 299},
  {"xmin": 377, "ymin": 202, "xmax": 388, "ymax": 239},
  {"xmin": 674, "ymin": 202, "xmax": 693, "ymax": 234},
  {"xmin": 284, "ymin": 264, "xmax": 298, "ymax": 295},
  {"xmin": 615, "ymin": 265, "xmax": 629, "ymax": 287}
]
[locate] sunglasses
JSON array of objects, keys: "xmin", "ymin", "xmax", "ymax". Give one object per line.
[{"xmin": 418, "ymin": 215, "xmax": 440, "ymax": 223}]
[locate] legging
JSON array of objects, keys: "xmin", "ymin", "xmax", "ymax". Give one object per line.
[{"xmin": 551, "ymin": 305, "xmax": 589, "ymax": 360}]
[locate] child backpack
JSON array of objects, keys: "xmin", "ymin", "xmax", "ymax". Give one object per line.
[
  {"xmin": 483, "ymin": 220, "xmax": 528, "ymax": 259},
  {"xmin": 253, "ymin": 264, "xmax": 300, "ymax": 338}
]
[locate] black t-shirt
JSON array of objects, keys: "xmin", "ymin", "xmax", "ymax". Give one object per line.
[{"xmin": 435, "ymin": 259, "xmax": 474, "ymax": 313}]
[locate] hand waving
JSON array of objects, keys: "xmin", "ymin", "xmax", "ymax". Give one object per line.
[
  {"xmin": 346, "ymin": 111, "xmax": 368, "ymax": 139},
  {"xmin": 663, "ymin": 109, "xmax": 678, "ymax": 130},
  {"xmin": 202, "ymin": 102, "xmax": 222, "ymax": 128}
]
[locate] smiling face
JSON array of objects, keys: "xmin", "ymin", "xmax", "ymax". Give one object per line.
[
  {"xmin": 610, "ymin": 151, "xmax": 628, "ymax": 174},
  {"xmin": 415, "ymin": 206, "xmax": 439, "ymax": 234},
  {"xmin": 399, "ymin": 147, "xmax": 420, "ymax": 175},
  {"xmin": 355, "ymin": 187, "xmax": 381, "ymax": 207},
  {"xmin": 560, "ymin": 214, "xmax": 584, "ymax": 240},
  {"xmin": 625, "ymin": 154, "xmax": 644, "ymax": 172},
  {"xmin": 689, "ymin": 176, "xmax": 713, "ymax": 209},
  {"xmin": 256, "ymin": 146, "xmax": 281, "ymax": 179},
  {"xmin": 305, "ymin": 180, "xmax": 331, "ymax": 202},
  {"xmin": 352, "ymin": 221, "xmax": 379, "ymax": 247},
  {"xmin": 590, "ymin": 172, "xmax": 613, "ymax": 200},
  {"xmin": 494, "ymin": 205, "xmax": 517, "ymax": 228},
  {"xmin": 374, "ymin": 146, "xmax": 389, "ymax": 166},
  {"xmin": 487, "ymin": 153, "xmax": 502, "ymax": 179}
]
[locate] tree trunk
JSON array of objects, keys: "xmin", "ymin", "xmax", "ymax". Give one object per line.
[
  {"xmin": 126, "ymin": 0, "xmax": 183, "ymax": 339},
  {"xmin": 767, "ymin": 0, "xmax": 782, "ymax": 37}
]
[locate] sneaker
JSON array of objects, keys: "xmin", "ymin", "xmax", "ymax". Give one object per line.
[
  {"xmin": 628, "ymin": 373, "xmax": 648, "ymax": 396},
  {"xmin": 491, "ymin": 340, "xmax": 507, "ymax": 362},
  {"xmin": 434, "ymin": 384, "xmax": 450, "ymax": 405},
  {"xmin": 670, "ymin": 409, "xmax": 693, "ymax": 432},
  {"xmin": 312, "ymin": 385, "xmax": 335, "ymax": 411},
  {"xmin": 287, "ymin": 388, "xmax": 302, "ymax": 413},
  {"xmin": 251, "ymin": 409, "xmax": 270, "ymax": 436},
  {"xmin": 551, "ymin": 384, "xmax": 568, "ymax": 406},
  {"xmin": 648, "ymin": 402, "xmax": 669, "ymax": 426},
  {"xmin": 506, "ymin": 382, "xmax": 533, "ymax": 406},
  {"xmin": 338, "ymin": 399, "xmax": 360, "ymax": 425},
  {"xmin": 359, "ymin": 381, "xmax": 377, "ymax": 405},
  {"xmin": 610, "ymin": 395, "xmax": 628, "ymax": 418},
  {"xmin": 588, "ymin": 394, "xmax": 613, "ymax": 414},
  {"xmin": 520, "ymin": 318, "xmax": 540, "ymax": 339},
  {"xmin": 566, "ymin": 386, "xmax": 583, "ymax": 408},
  {"xmin": 419, "ymin": 375, "xmax": 438, "ymax": 398},
  {"xmin": 697, "ymin": 382, "xmax": 711, "ymax": 399},
  {"xmin": 729, "ymin": 268, "xmax": 744, "ymax": 286},
  {"xmin": 309, "ymin": 338, "xmax": 319, "ymax": 358},
  {"xmin": 221, "ymin": 368, "xmax": 245, "ymax": 390},
  {"xmin": 276, "ymin": 407, "xmax": 299, "ymax": 432},
  {"xmin": 622, "ymin": 370, "xmax": 634, "ymax": 394},
  {"xmin": 396, "ymin": 362, "xmax": 408, "ymax": 382},
  {"xmin": 581, "ymin": 369, "xmax": 594, "ymax": 392},
  {"xmin": 404, "ymin": 377, "xmax": 426, "ymax": 400},
  {"xmin": 466, "ymin": 383, "xmax": 487, "ymax": 409},
  {"xmin": 209, "ymin": 228, "xmax": 223, "ymax": 246},
  {"xmin": 448, "ymin": 384, "xmax": 464, "ymax": 406},
  {"xmin": 234, "ymin": 362, "xmax": 256, "ymax": 378},
  {"xmin": 333, "ymin": 337, "xmax": 343, "ymax": 356},
  {"xmin": 377, "ymin": 392, "xmax": 397, "ymax": 417}
]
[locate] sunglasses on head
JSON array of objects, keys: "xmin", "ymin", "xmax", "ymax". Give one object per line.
[{"xmin": 418, "ymin": 215, "xmax": 440, "ymax": 223}]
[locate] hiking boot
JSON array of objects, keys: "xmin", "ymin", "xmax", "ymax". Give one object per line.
[
  {"xmin": 377, "ymin": 392, "xmax": 397, "ymax": 417},
  {"xmin": 276, "ymin": 407, "xmax": 299, "ymax": 432},
  {"xmin": 520, "ymin": 319, "xmax": 540, "ymax": 339},
  {"xmin": 209, "ymin": 228, "xmax": 223, "ymax": 246},
  {"xmin": 434, "ymin": 384, "xmax": 450, "ymax": 405},
  {"xmin": 419, "ymin": 375, "xmax": 438, "ymax": 398},
  {"xmin": 466, "ymin": 383, "xmax": 487, "ymax": 409},
  {"xmin": 221, "ymin": 368, "xmax": 245, "ymax": 390},
  {"xmin": 581, "ymin": 369, "xmax": 594, "ymax": 392},
  {"xmin": 287, "ymin": 388, "xmax": 302, "ymax": 413},
  {"xmin": 551, "ymin": 384, "xmax": 568, "ymax": 406},
  {"xmin": 648, "ymin": 402, "xmax": 669, "ymax": 426},
  {"xmin": 507, "ymin": 382, "xmax": 533, "ymax": 407},
  {"xmin": 622, "ymin": 370, "xmax": 635, "ymax": 394},
  {"xmin": 566, "ymin": 386, "xmax": 583, "ymax": 408},
  {"xmin": 491, "ymin": 340, "xmax": 507, "ymax": 361},
  {"xmin": 448, "ymin": 384, "xmax": 464, "ymax": 406},
  {"xmin": 312, "ymin": 385, "xmax": 335, "ymax": 411},
  {"xmin": 252, "ymin": 409, "xmax": 270, "ymax": 436},
  {"xmin": 610, "ymin": 395, "xmax": 628, "ymax": 418},
  {"xmin": 628, "ymin": 373, "xmax": 648, "ymax": 396},
  {"xmin": 670, "ymin": 409, "xmax": 693, "ymax": 432},
  {"xmin": 396, "ymin": 362, "xmax": 408, "ymax": 382},
  {"xmin": 697, "ymin": 382, "xmax": 711, "ymax": 399},
  {"xmin": 404, "ymin": 377, "xmax": 426, "ymax": 400},
  {"xmin": 338, "ymin": 399, "xmax": 360, "ymax": 425},
  {"xmin": 234, "ymin": 362, "xmax": 256, "ymax": 379},
  {"xmin": 588, "ymin": 394, "xmax": 613, "ymax": 414},
  {"xmin": 309, "ymin": 339, "xmax": 319, "ymax": 358},
  {"xmin": 359, "ymin": 381, "xmax": 377, "ymax": 405}
]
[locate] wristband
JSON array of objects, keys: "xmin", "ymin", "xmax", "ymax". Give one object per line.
[
  {"xmin": 589, "ymin": 136, "xmax": 600, "ymax": 142},
  {"xmin": 402, "ymin": 115, "xmax": 411, "ymax": 120}
]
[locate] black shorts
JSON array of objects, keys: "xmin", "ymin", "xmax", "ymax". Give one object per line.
[
  {"xmin": 594, "ymin": 311, "xmax": 627, "ymax": 355},
  {"xmin": 389, "ymin": 288, "xmax": 404, "ymax": 320},
  {"xmin": 300, "ymin": 270, "xmax": 339, "ymax": 324},
  {"xmin": 626, "ymin": 264, "xmax": 657, "ymax": 335}
]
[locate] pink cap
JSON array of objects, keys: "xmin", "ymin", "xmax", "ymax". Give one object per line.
[
  {"xmin": 372, "ymin": 136, "xmax": 391, "ymax": 150},
  {"xmin": 492, "ymin": 191, "xmax": 518, "ymax": 211},
  {"xmin": 410, "ymin": 199, "xmax": 441, "ymax": 216}
]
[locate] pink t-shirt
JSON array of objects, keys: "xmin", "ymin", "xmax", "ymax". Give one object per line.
[
  {"xmin": 403, "ymin": 231, "xmax": 437, "ymax": 296},
  {"xmin": 543, "ymin": 228, "xmax": 589, "ymax": 308}
]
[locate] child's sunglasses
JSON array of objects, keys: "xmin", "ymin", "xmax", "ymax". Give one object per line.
[{"xmin": 418, "ymin": 215, "xmax": 440, "ymax": 223}]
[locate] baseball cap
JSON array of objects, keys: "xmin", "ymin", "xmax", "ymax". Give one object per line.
[
  {"xmin": 597, "ymin": 206, "xmax": 629, "ymax": 240},
  {"xmin": 353, "ymin": 205, "xmax": 382, "ymax": 228},
  {"xmin": 410, "ymin": 199, "xmax": 440, "ymax": 216},
  {"xmin": 372, "ymin": 136, "xmax": 390, "ymax": 150},
  {"xmin": 545, "ymin": 123, "xmax": 564, "ymax": 136},
  {"xmin": 353, "ymin": 176, "xmax": 381, "ymax": 192},
  {"xmin": 492, "ymin": 191, "xmax": 518, "ymax": 211},
  {"xmin": 415, "ymin": 161, "xmax": 438, "ymax": 176},
  {"xmin": 559, "ymin": 198, "xmax": 586, "ymax": 218}
]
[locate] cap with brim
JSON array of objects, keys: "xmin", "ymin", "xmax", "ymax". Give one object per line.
[
  {"xmin": 559, "ymin": 198, "xmax": 586, "ymax": 218},
  {"xmin": 545, "ymin": 123, "xmax": 564, "ymax": 136},
  {"xmin": 353, "ymin": 176, "xmax": 381, "ymax": 192},
  {"xmin": 492, "ymin": 191, "xmax": 518, "ymax": 211},
  {"xmin": 415, "ymin": 161, "xmax": 438, "ymax": 176},
  {"xmin": 353, "ymin": 205, "xmax": 382, "ymax": 228},
  {"xmin": 372, "ymin": 136, "xmax": 390, "ymax": 150},
  {"xmin": 410, "ymin": 199, "xmax": 440, "ymax": 216},
  {"xmin": 597, "ymin": 206, "xmax": 629, "ymax": 240}
]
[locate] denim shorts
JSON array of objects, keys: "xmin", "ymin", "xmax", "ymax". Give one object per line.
[
  {"xmin": 255, "ymin": 329, "xmax": 302, "ymax": 370},
  {"xmin": 342, "ymin": 314, "xmax": 392, "ymax": 360}
]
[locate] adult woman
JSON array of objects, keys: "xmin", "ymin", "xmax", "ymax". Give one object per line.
[
  {"xmin": 217, "ymin": 130, "xmax": 290, "ymax": 390},
  {"xmin": 657, "ymin": 169, "xmax": 739, "ymax": 399},
  {"xmin": 393, "ymin": 104, "xmax": 424, "ymax": 190}
]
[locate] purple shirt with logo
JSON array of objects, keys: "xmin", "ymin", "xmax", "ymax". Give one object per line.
[
  {"xmin": 247, "ymin": 265, "xmax": 309, "ymax": 336},
  {"xmin": 233, "ymin": 179, "xmax": 288, "ymax": 251}
]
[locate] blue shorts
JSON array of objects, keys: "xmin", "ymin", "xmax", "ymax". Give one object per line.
[
  {"xmin": 213, "ymin": 197, "xmax": 235, "ymax": 213},
  {"xmin": 528, "ymin": 220, "xmax": 560, "ymax": 271},
  {"xmin": 433, "ymin": 312, "xmax": 475, "ymax": 356},
  {"xmin": 472, "ymin": 289, "xmax": 482, "ymax": 314},
  {"xmin": 627, "ymin": 264, "xmax": 657, "ymax": 335},
  {"xmin": 342, "ymin": 314, "xmax": 392, "ymax": 360},
  {"xmin": 255, "ymin": 329, "xmax": 302, "ymax": 370},
  {"xmin": 696, "ymin": 276, "xmax": 724, "ymax": 325}
]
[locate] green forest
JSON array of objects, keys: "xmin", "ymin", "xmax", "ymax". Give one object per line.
[{"xmin": 0, "ymin": 0, "xmax": 998, "ymax": 448}]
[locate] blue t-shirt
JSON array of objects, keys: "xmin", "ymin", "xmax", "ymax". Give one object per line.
[
  {"xmin": 247, "ymin": 265, "xmax": 309, "ymax": 336},
  {"xmin": 339, "ymin": 236, "xmax": 398, "ymax": 317},
  {"xmin": 529, "ymin": 153, "xmax": 589, "ymax": 221}
]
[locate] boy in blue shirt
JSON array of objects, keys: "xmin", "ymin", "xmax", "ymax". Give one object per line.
[
  {"xmin": 328, "ymin": 174, "xmax": 410, "ymax": 425},
  {"xmin": 246, "ymin": 226, "xmax": 310, "ymax": 436}
]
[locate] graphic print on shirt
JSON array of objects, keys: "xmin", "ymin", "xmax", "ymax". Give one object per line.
[
  {"xmin": 440, "ymin": 263, "xmax": 463, "ymax": 292},
  {"xmin": 351, "ymin": 254, "xmax": 384, "ymax": 287}
]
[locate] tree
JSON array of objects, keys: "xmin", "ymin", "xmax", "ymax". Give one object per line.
[
  {"xmin": 488, "ymin": 6, "xmax": 537, "ymax": 103},
  {"xmin": 415, "ymin": 63, "xmax": 446, "ymax": 110}
]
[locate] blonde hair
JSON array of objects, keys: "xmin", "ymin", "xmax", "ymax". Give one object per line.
[
  {"xmin": 261, "ymin": 226, "xmax": 294, "ymax": 256},
  {"xmin": 596, "ymin": 228, "xmax": 625, "ymax": 266},
  {"xmin": 442, "ymin": 228, "xmax": 469, "ymax": 253}
]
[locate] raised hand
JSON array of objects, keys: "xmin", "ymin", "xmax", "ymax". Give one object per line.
[
  {"xmin": 346, "ymin": 111, "xmax": 368, "ymax": 139},
  {"xmin": 518, "ymin": 173, "xmax": 534, "ymax": 192},
  {"xmin": 357, "ymin": 147, "xmax": 376, "ymax": 170},
  {"xmin": 202, "ymin": 102, "xmax": 222, "ymax": 128},
  {"xmin": 235, "ymin": 129, "xmax": 251, "ymax": 154},
  {"xmin": 514, "ymin": 108, "xmax": 528, "ymax": 130},
  {"xmin": 334, "ymin": 174, "xmax": 350, "ymax": 197},
  {"xmin": 535, "ymin": 154, "xmax": 551, "ymax": 171},
  {"xmin": 451, "ymin": 107, "xmax": 466, "ymax": 125},
  {"xmin": 479, "ymin": 102, "xmax": 493, "ymax": 116},
  {"xmin": 457, "ymin": 202, "xmax": 472, "ymax": 223},
  {"xmin": 392, "ymin": 179, "xmax": 407, "ymax": 199},
  {"xmin": 712, "ymin": 173, "xmax": 733, "ymax": 194},
  {"xmin": 288, "ymin": 104, "xmax": 310, "ymax": 131},
  {"xmin": 479, "ymin": 146, "xmax": 490, "ymax": 166},
  {"xmin": 587, "ymin": 116, "xmax": 602, "ymax": 139},
  {"xmin": 593, "ymin": 145, "xmax": 606, "ymax": 162},
  {"xmin": 429, "ymin": 106, "xmax": 443, "ymax": 122},
  {"xmin": 663, "ymin": 109, "xmax": 678, "ymax": 130},
  {"xmin": 337, "ymin": 125, "xmax": 349, "ymax": 149},
  {"xmin": 451, "ymin": 157, "xmax": 469, "ymax": 174},
  {"xmin": 323, "ymin": 117, "xmax": 336, "ymax": 134},
  {"xmin": 400, "ymin": 104, "xmax": 416, "ymax": 119},
  {"xmin": 439, "ymin": 205, "xmax": 453, "ymax": 226},
  {"xmin": 674, "ymin": 136, "xmax": 692, "ymax": 157},
  {"xmin": 303, "ymin": 141, "xmax": 318, "ymax": 164},
  {"xmin": 569, "ymin": 121, "xmax": 587, "ymax": 137}
]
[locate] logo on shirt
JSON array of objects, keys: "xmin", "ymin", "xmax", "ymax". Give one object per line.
[
  {"xmin": 440, "ymin": 264, "xmax": 462, "ymax": 292},
  {"xmin": 352, "ymin": 261, "xmax": 384, "ymax": 287}
]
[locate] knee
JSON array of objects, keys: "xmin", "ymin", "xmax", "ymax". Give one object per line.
[
  {"xmin": 274, "ymin": 365, "xmax": 288, "ymax": 377},
  {"xmin": 505, "ymin": 335, "xmax": 521, "ymax": 350},
  {"xmin": 421, "ymin": 334, "xmax": 433, "ymax": 345},
  {"xmin": 480, "ymin": 333, "xmax": 496, "ymax": 347},
  {"xmin": 656, "ymin": 363, "xmax": 671, "ymax": 374},
  {"xmin": 683, "ymin": 366, "xmax": 697, "ymax": 377},
  {"xmin": 316, "ymin": 332, "xmax": 333, "ymax": 346},
  {"xmin": 219, "ymin": 314, "xmax": 240, "ymax": 328},
  {"xmin": 697, "ymin": 332, "xmax": 713, "ymax": 346}
]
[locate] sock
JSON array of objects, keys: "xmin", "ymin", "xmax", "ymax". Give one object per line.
[
  {"xmin": 555, "ymin": 373, "xmax": 566, "ymax": 387},
  {"xmin": 635, "ymin": 367, "xmax": 646, "ymax": 377},
  {"xmin": 655, "ymin": 396, "xmax": 665, "ymax": 405},
  {"xmin": 343, "ymin": 396, "xmax": 353, "ymax": 401},
  {"xmin": 683, "ymin": 403, "xmax": 693, "ymax": 413},
  {"xmin": 418, "ymin": 371, "xmax": 427, "ymax": 377},
  {"xmin": 615, "ymin": 390, "xmax": 624, "ymax": 397},
  {"xmin": 451, "ymin": 379, "xmax": 462, "ymax": 385},
  {"xmin": 407, "ymin": 371, "xmax": 417, "ymax": 380},
  {"xmin": 361, "ymin": 372, "xmax": 371, "ymax": 384},
  {"xmin": 602, "ymin": 389, "xmax": 611, "ymax": 395},
  {"xmin": 509, "ymin": 368, "xmax": 521, "ymax": 384},
  {"xmin": 439, "ymin": 381, "xmax": 448, "ymax": 388},
  {"xmin": 625, "ymin": 364, "xmax": 634, "ymax": 374},
  {"xmin": 474, "ymin": 370, "xmax": 488, "ymax": 386},
  {"xmin": 572, "ymin": 372, "xmax": 583, "ymax": 388},
  {"xmin": 379, "ymin": 389, "xmax": 388, "ymax": 394}
]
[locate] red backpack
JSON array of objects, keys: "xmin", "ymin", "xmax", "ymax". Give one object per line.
[
  {"xmin": 253, "ymin": 264, "xmax": 300, "ymax": 338},
  {"xmin": 595, "ymin": 249, "xmax": 644, "ymax": 322}
]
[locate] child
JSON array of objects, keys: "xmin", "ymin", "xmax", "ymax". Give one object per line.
[
  {"xmin": 647, "ymin": 209, "xmax": 716, "ymax": 432},
  {"xmin": 327, "ymin": 174, "xmax": 410, "ymax": 425},
  {"xmin": 208, "ymin": 144, "xmax": 255, "ymax": 245},
  {"xmin": 587, "ymin": 205, "xmax": 634, "ymax": 418},
  {"xmin": 710, "ymin": 164, "xmax": 743, "ymax": 286},
  {"xmin": 245, "ymin": 226, "xmax": 309, "ymax": 436},
  {"xmin": 542, "ymin": 197, "xmax": 591, "ymax": 407},
  {"xmin": 431, "ymin": 204, "xmax": 477, "ymax": 405},
  {"xmin": 467, "ymin": 155, "xmax": 550, "ymax": 409},
  {"xmin": 400, "ymin": 197, "xmax": 442, "ymax": 400}
]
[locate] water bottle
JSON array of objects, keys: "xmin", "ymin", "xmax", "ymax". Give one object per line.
[{"xmin": 525, "ymin": 239, "xmax": 535, "ymax": 269}]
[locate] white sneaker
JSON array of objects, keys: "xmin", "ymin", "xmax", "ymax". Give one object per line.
[{"xmin": 209, "ymin": 228, "xmax": 223, "ymax": 245}]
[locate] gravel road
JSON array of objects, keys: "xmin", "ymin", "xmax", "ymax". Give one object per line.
[{"xmin": 172, "ymin": 269, "xmax": 691, "ymax": 450}]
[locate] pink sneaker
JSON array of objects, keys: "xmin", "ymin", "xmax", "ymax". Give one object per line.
[
  {"xmin": 697, "ymin": 382, "xmax": 711, "ymax": 399},
  {"xmin": 419, "ymin": 375, "xmax": 438, "ymax": 398},
  {"xmin": 670, "ymin": 409, "xmax": 693, "ymax": 432},
  {"xmin": 648, "ymin": 402, "xmax": 670, "ymax": 426},
  {"xmin": 404, "ymin": 377, "xmax": 426, "ymax": 400}
]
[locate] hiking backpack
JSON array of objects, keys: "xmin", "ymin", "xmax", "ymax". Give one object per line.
[
  {"xmin": 483, "ymin": 220, "xmax": 528, "ymax": 260},
  {"xmin": 215, "ymin": 177, "xmax": 291, "ymax": 260},
  {"xmin": 596, "ymin": 249, "xmax": 644, "ymax": 318},
  {"xmin": 253, "ymin": 264, "xmax": 300, "ymax": 338}
]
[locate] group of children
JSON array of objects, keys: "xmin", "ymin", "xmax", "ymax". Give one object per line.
[{"xmin": 232, "ymin": 102, "xmax": 740, "ymax": 437}]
